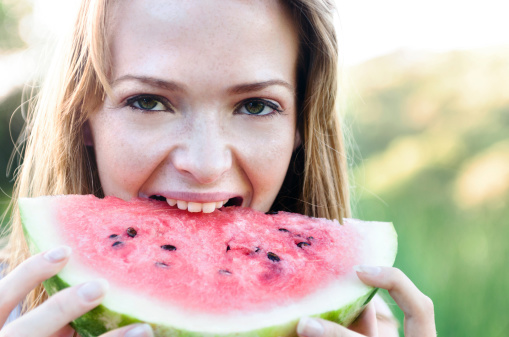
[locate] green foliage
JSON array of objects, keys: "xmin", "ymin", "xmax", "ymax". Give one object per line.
[
  {"xmin": 346, "ymin": 48, "xmax": 509, "ymax": 337},
  {"xmin": 0, "ymin": 0, "xmax": 30, "ymax": 50}
]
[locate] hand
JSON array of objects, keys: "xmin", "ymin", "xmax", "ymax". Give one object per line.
[
  {"xmin": 296, "ymin": 266, "xmax": 436, "ymax": 337},
  {"xmin": 0, "ymin": 246, "xmax": 154, "ymax": 337}
]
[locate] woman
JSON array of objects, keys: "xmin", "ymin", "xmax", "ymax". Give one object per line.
[{"xmin": 0, "ymin": 0, "xmax": 435, "ymax": 336}]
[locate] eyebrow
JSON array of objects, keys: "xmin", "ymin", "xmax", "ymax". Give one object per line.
[
  {"xmin": 111, "ymin": 75, "xmax": 185, "ymax": 92},
  {"xmin": 227, "ymin": 80, "xmax": 295, "ymax": 95},
  {"xmin": 111, "ymin": 75, "xmax": 294, "ymax": 95}
]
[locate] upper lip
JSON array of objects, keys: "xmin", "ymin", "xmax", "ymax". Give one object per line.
[{"xmin": 140, "ymin": 191, "xmax": 241, "ymax": 203}]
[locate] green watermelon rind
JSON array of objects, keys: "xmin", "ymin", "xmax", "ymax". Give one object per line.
[{"xmin": 44, "ymin": 274, "xmax": 377, "ymax": 337}]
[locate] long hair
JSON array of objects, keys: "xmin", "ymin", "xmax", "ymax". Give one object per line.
[
  {"xmin": 274, "ymin": 0, "xmax": 350, "ymax": 221},
  {"xmin": 2, "ymin": 0, "xmax": 350, "ymax": 312}
]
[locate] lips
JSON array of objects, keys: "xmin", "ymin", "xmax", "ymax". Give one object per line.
[{"xmin": 147, "ymin": 195, "xmax": 243, "ymax": 213}]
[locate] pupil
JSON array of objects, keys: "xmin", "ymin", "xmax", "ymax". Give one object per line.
[
  {"xmin": 246, "ymin": 102, "xmax": 265, "ymax": 114},
  {"xmin": 139, "ymin": 98, "xmax": 157, "ymax": 110}
]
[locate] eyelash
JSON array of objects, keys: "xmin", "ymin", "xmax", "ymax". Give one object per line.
[
  {"xmin": 234, "ymin": 98, "xmax": 284, "ymax": 117},
  {"xmin": 125, "ymin": 94, "xmax": 284, "ymax": 117},
  {"xmin": 125, "ymin": 94, "xmax": 173, "ymax": 112}
]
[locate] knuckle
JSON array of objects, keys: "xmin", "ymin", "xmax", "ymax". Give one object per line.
[
  {"xmin": 392, "ymin": 267, "xmax": 406, "ymax": 281},
  {"xmin": 411, "ymin": 293, "xmax": 434, "ymax": 318},
  {"xmin": 50, "ymin": 292, "xmax": 72, "ymax": 317},
  {"xmin": 420, "ymin": 294, "xmax": 434, "ymax": 313},
  {"xmin": 384, "ymin": 267, "xmax": 405, "ymax": 291},
  {"xmin": 19, "ymin": 255, "xmax": 59, "ymax": 283},
  {"xmin": 18, "ymin": 257, "xmax": 45, "ymax": 281}
]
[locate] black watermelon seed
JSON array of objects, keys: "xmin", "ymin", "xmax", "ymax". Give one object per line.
[
  {"xmin": 265, "ymin": 211, "xmax": 278, "ymax": 215},
  {"xmin": 297, "ymin": 242, "xmax": 311, "ymax": 248},
  {"xmin": 254, "ymin": 247, "xmax": 261, "ymax": 253},
  {"xmin": 161, "ymin": 245, "xmax": 177, "ymax": 251},
  {"xmin": 219, "ymin": 269, "xmax": 232, "ymax": 275},
  {"xmin": 109, "ymin": 234, "xmax": 119, "ymax": 239},
  {"xmin": 126, "ymin": 227, "xmax": 137, "ymax": 238},
  {"xmin": 278, "ymin": 228, "xmax": 290, "ymax": 233},
  {"xmin": 267, "ymin": 252, "xmax": 280, "ymax": 262},
  {"xmin": 112, "ymin": 241, "xmax": 124, "ymax": 247},
  {"xmin": 308, "ymin": 236, "xmax": 314, "ymax": 240},
  {"xmin": 226, "ymin": 245, "xmax": 231, "ymax": 252},
  {"xmin": 155, "ymin": 262, "xmax": 169, "ymax": 268}
]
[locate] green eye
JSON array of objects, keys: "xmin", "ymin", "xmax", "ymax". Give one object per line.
[
  {"xmin": 127, "ymin": 95, "xmax": 169, "ymax": 112},
  {"xmin": 138, "ymin": 97, "xmax": 159, "ymax": 110},
  {"xmin": 245, "ymin": 101, "xmax": 266, "ymax": 114},
  {"xmin": 238, "ymin": 99, "xmax": 282, "ymax": 116}
]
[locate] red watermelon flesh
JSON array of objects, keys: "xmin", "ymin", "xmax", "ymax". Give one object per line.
[
  {"xmin": 19, "ymin": 195, "xmax": 397, "ymax": 337},
  {"xmin": 61, "ymin": 196, "xmax": 359, "ymax": 313}
]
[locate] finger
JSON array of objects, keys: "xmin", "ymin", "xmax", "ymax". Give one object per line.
[
  {"xmin": 0, "ymin": 245, "xmax": 72, "ymax": 326},
  {"xmin": 297, "ymin": 316, "xmax": 367, "ymax": 337},
  {"xmin": 348, "ymin": 301, "xmax": 378, "ymax": 336},
  {"xmin": 1, "ymin": 279, "xmax": 108, "ymax": 337},
  {"xmin": 355, "ymin": 266, "xmax": 436, "ymax": 337},
  {"xmin": 100, "ymin": 323, "xmax": 154, "ymax": 337},
  {"xmin": 51, "ymin": 325, "xmax": 75, "ymax": 337},
  {"xmin": 371, "ymin": 295, "xmax": 399, "ymax": 337}
]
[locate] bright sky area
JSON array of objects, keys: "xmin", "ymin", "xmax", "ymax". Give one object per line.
[
  {"xmin": 335, "ymin": 0, "xmax": 509, "ymax": 64},
  {"xmin": 2, "ymin": 0, "xmax": 509, "ymax": 99}
]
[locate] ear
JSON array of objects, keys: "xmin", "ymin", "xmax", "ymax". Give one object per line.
[
  {"xmin": 293, "ymin": 129, "xmax": 301, "ymax": 151},
  {"xmin": 82, "ymin": 121, "xmax": 94, "ymax": 146}
]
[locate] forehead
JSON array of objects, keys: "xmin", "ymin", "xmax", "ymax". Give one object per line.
[{"xmin": 106, "ymin": 0, "xmax": 299, "ymax": 84}]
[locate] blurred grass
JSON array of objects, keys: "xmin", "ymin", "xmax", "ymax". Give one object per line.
[{"xmin": 346, "ymin": 48, "xmax": 509, "ymax": 337}]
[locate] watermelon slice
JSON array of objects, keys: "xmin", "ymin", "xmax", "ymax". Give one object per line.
[{"xmin": 19, "ymin": 195, "xmax": 397, "ymax": 337}]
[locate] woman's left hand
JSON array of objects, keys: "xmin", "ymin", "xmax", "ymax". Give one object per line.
[{"xmin": 296, "ymin": 266, "xmax": 436, "ymax": 337}]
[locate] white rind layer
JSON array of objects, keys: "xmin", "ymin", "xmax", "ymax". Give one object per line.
[{"xmin": 20, "ymin": 196, "xmax": 397, "ymax": 334}]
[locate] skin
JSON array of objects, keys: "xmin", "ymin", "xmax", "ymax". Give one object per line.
[
  {"xmin": 0, "ymin": 1, "xmax": 436, "ymax": 336},
  {"xmin": 88, "ymin": 0, "xmax": 300, "ymax": 213}
]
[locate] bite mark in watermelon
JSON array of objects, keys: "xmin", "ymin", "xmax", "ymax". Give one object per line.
[{"xmin": 19, "ymin": 195, "xmax": 397, "ymax": 337}]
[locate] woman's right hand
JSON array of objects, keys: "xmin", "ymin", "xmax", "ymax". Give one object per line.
[{"xmin": 0, "ymin": 246, "xmax": 154, "ymax": 337}]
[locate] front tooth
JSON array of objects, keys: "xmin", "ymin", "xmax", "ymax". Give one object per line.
[
  {"xmin": 215, "ymin": 201, "xmax": 224, "ymax": 208},
  {"xmin": 177, "ymin": 200, "xmax": 188, "ymax": 210},
  {"xmin": 202, "ymin": 202, "xmax": 216, "ymax": 213},
  {"xmin": 167, "ymin": 199, "xmax": 177, "ymax": 206},
  {"xmin": 187, "ymin": 202, "xmax": 202, "ymax": 213}
]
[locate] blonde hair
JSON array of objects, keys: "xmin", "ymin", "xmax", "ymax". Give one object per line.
[{"xmin": 3, "ymin": 0, "xmax": 349, "ymax": 313}]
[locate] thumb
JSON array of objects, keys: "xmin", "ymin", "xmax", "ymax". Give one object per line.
[{"xmin": 297, "ymin": 316, "xmax": 368, "ymax": 337}]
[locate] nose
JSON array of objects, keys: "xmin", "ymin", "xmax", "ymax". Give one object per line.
[{"xmin": 171, "ymin": 117, "xmax": 232, "ymax": 184}]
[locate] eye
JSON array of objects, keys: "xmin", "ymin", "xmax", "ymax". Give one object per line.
[
  {"xmin": 126, "ymin": 94, "xmax": 172, "ymax": 112},
  {"xmin": 237, "ymin": 99, "xmax": 283, "ymax": 116}
]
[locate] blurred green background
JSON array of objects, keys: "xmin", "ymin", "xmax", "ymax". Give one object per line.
[{"xmin": 1, "ymin": 1, "xmax": 508, "ymax": 336}]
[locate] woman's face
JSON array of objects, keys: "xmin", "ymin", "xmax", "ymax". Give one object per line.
[{"xmin": 87, "ymin": 0, "xmax": 300, "ymax": 213}]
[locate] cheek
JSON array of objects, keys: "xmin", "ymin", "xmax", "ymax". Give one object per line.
[
  {"xmin": 233, "ymin": 120, "xmax": 296, "ymax": 207},
  {"xmin": 89, "ymin": 113, "xmax": 168, "ymax": 199}
]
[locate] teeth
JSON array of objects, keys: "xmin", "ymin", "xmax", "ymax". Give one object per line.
[
  {"xmin": 187, "ymin": 202, "xmax": 202, "ymax": 213},
  {"xmin": 202, "ymin": 202, "xmax": 216, "ymax": 213},
  {"xmin": 177, "ymin": 200, "xmax": 188, "ymax": 210},
  {"xmin": 167, "ymin": 198, "xmax": 230, "ymax": 213}
]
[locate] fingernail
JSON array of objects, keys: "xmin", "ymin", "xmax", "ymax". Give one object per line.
[
  {"xmin": 77, "ymin": 279, "xmax": 109, "ymax": 302},
  {"xmin": 297, "ymin": 317, "xmax": 324, "ymax": 337},
  {"xmin": 353, "ymin": 265, "xmax": 381, "ymax": 275},
  {"xmin": 124, "ymin": 324, "xmax": 154, "ymax": 337},
  {"xmin": 44, "ymin": 246, "xmax": 72, "ymax": 263}
]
